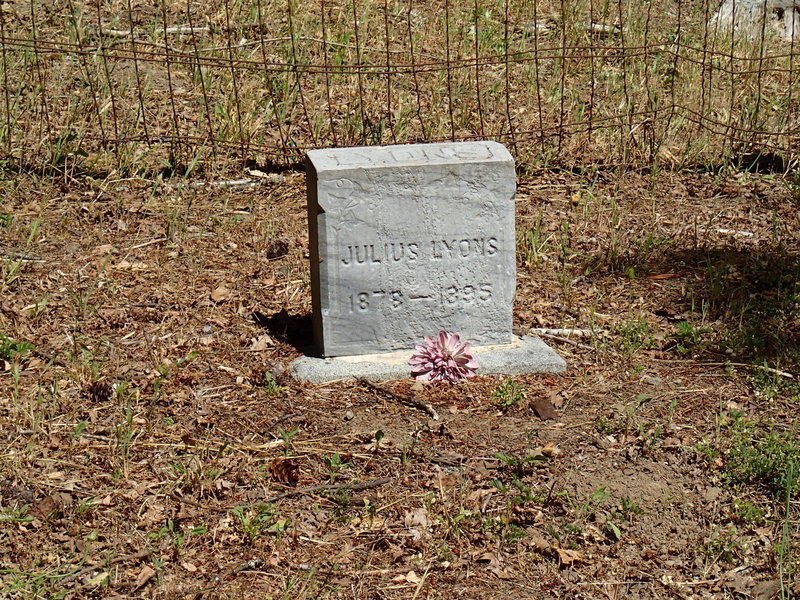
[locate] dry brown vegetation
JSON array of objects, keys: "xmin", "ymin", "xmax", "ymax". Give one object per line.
[
  {"xmin": 1, "ymin": 167, "xmax": 800, "ymax": 599},
  {"xmin": 2, "ymin": 0, "xmax": 800, "ymax": 599},
  {"xmin": 1, "ymin": 0, "xmax": 799, "ymax": 175}
]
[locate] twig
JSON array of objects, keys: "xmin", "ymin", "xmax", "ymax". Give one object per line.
[
  {"xmin": 190, "ymin": 178, "xmax": 262, "ymax": 189},
  {"xmin": 535, "ymin": 332, "xmax": 595, "ymax": 351},
  {"xmin": 169, "ymin": 491, "xmax": 228, "ymax": 513},
  {"xmin": 705, "ymin": 362, "xmax": 794, "ymax": 378},
  {"xmin": 530, "ymin": 328, "xmax": 593, "ymax": 337},
  {"xmin": 127, "ymin": 238, "xmax": 166, "ymax": 250},
  {"xmin": 258, "ymin": 477, "xmax": 391, "ymax": 504},
  {"xmin": 59, "ymin": 550, "xmax": 151, "ymax": 585},
  {"xmin": 215, "ymin": 558, "xmax": 265, "ymax": 582},
  {"xmin": 411, "ymin": 560, "xmax": 433, "ymax": 600},
  {"xmin": 358, "ymin": 379, "xmax": 439, "ymax": 420},
  {"xmin": 100, "ymin": 26, "xmax": 209, "ymax": 36},
  {"xmin": 653, "ymin": 359, "xmax": 795, "ymax": 379}
]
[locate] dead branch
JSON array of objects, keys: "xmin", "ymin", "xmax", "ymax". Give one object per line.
[
  {"xmin": 535, "ymin": 332, "xmax": 595, "ymax": 351},
  {"xmin": 59, "ymin": 550, "xmax": 152, "ymax": 585},
  {"xmin": 531, "ymin": 328, "xmax": 593, "ymax": 338},
  {"xmin": 358, "ymin": 378, "xmax": 440, "ymax": 420}
]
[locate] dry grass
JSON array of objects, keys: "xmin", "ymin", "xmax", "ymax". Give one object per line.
[{"xmin": 0, "ymin": 0, "xmax": 799, "ymax": 176}]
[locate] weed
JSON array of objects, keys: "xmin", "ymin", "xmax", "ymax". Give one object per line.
[
  {"xmin": 0, "ymin": 332, "xmax": 34, "ymax": 361},
  {"xmin": 725, "ymin": 427, "xmax": 800, "ymax": 497},
  {"xmin": 325, "ymin": 453, "xmax": 351, "ymax": 483},
  {"xmin": 616, "ymin": 317, "xmax": 656, "ymax": 355},
  {"xmin": 112, "ymin": 381, "xmax": 139, "ymax": 477},
  {"xmin": 620, "ymin": 496, "xmax": 644, "ymax": 517},
  {"xmin": 0, "ymin": 504, "xmax": 32, "ymax": 524},
  {"xmin": 263, "ymin": 372, "xmax": 285, "ymax": 396},
  {"xmin": 749, "ymin": 367, "xmax": 800, "ymax": 402},
  {"xmin": 703, "ymin": 525, "xmax": 745, "ymax": 564},
  {"xmin": 596, "ymin": 416, "xmax": 627, "ymax": 435},
  {"xmin": 0, "ymin": 212, "xmax": 11, "ymax": 226},
  {"xmin": 777, "ymin": 460, "xmax": 797, "ymax": 598},
  {"xmin": 733, "ymin": 498, "xmax": 766, "ymax": 524},
  {"xmin": 517, "ymin": 210, "xmax": 551, "ymax": 265},
  {"xmin": 491, "ymin": 378, "xmax": 525, "ymax": 410},
  {"xmin": 672, "ymin": 320, "xmax": 712, "ymax": 354},
  {"xmin": 494, "ymin": 451, "xmax": 548, "ymax": 479},
  {"xmin": 277, "ymin": 426, "xmax": 299, "ymax": 454},
  {"xmin": 149, "ymin": 519, "xmax": 207, "ymax": 549},
  {"xmin": 232, "ymin": 503, "xmax": 290, "ymax": 543}
]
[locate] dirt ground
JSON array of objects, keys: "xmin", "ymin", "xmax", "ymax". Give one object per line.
[{"xmin": 1, "ymin": 166, "xmax": 799, "ymax": 599}]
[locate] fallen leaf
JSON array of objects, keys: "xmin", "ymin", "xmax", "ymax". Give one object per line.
[
  {"xmin": 752, "ymin": 579, "xmax": 782, "ymax": 600},
  {"xmin": 133, "ymin": 565, "xmax": 156, "ymax": 590},
  {"xmin": 32, "ymin": 492, "xmax": 72, "ymax": 520},
  {"xmin": 405, "ymin": 570, "xmax": 421, "ymax": 584},
  {"xmin": 467, "ymin": 488, "xmax": 494, "ymax": 510},
  {"xmin": 549, "ymin": 390, "xmax": 564, "ymax": 409},
  {"xmin": 476, "ymin": 551, "xmax": 501, "ymax": 567},
  {"xmin": 86, "ymin": 571, "xmax": 109, "ymax": 586},
  {"xmin": 554, "ymin": 547, "xmax": 583, "ymax": 565},
  {"xmin": 249, "ymin": 334, "xmax": 274, "ymax": 351},
  {"xmin": 181, "ymin": 561, "xmax": 198, "ymax": 572},
  {"xmin": 264, "ymin": 239, "xmax": 289, "ymax": 259},
  {"xmin": 541, "ymin": 442, "xmax": 560, "ymax": 457},
  {"xmin": 488, "ymin": 565, "xmax": 513, "ymax": 579},
  {"xmin": 524, "ymin": 530, "xmax": 551, "ymax": 552},
  {"xmin": 647, "ymin": 273, "xmax": 680, "ymax": 280},
  {"xmin": 410, "ymin": 380, "xmax": 427, "ymax": 392},
  {"xmin": 722, "ymin": 570, "xmax": 753, "ymax": 595},
  {"xmin": 404, "ymin": 507, "xmax": 429, "ymax": 529},
  {"xmin": 533, "ymin": 395, "xmax": 557, "ymax": 420},
  {"xmin": 435, "ymin": 471, "xmax": 459, "ymax": 491},
  {"xmin": 210, "ymin": 286, "xmax": 231, "ymax": 303},
  {"xmin": 115, "ymin": 260, "xmax": 148, "ymax": 271}
]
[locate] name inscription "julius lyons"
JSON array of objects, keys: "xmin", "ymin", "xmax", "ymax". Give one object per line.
[{"xmin": 341, "ymin": 237, "xmax": 499, "ymax": 266}]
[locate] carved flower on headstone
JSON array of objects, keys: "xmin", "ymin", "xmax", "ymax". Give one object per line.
[{"xmin": 409, "ymin": 331, "xmax": 478, "ymax": 383}]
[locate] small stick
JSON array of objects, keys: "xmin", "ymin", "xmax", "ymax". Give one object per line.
[
  {"xmin": 358, "ymin": 378, "xmax": 439, "ymax": 420},
  {"xmin": 258, "ymin": 477, "xmax": 391, "ymax": 504},
  {"xmin": 651, "ymin": 358, "xmax": 795, "ymax": 379},
  {"xmin": 169, "ymin": 491, "xmax": 228, "ymax": 513},
  {"xmin": 535, "ymin": 332, "xmax": 595, "ymax": 351},
  {"xmin": 697, "ymin": 362, "xmax": 794, "ymax": 379},
  {"xmin": 127, "ymin": 237, "xmax": 166, "ymax": 250},
  {"xmin": 59, "ymin": 550, "xmax": 152, "ymax": 585},
  {"xmin": 530, "ymin": 328, "xmax": 593, "ymax": 337},
  {"xmin": 100, "ymin": 26, "xmax": 209, "ymax": 36},
  {"xmin": 411, "ymin": 560, "xmax": 434, "ymax": 600}
]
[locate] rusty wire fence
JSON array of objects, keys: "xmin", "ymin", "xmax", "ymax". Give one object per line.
[{"xmin": 0, "ymin": 0, "xmax": 798, "ymax": 176}]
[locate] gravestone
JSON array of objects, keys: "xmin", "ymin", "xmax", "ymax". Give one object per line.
[
  {"xmin": 306, "ymin": 141, "xmax": 516, "ymax": 357},
  {"xmin": 710, "ymin": 0, "xmax": 800, "ymax": 41}
]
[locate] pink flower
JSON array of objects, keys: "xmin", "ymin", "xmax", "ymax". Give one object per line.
[{"xmin": 409, "ymin": 331, "xmax": 478, "ymax": 383}]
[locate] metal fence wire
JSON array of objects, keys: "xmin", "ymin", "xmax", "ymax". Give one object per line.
[{"xmin": 1, "ymin": 0, "xmax": 798, "ymax": 175}]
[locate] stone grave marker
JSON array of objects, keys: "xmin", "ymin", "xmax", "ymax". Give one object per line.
[{"xmin": 305, "ymin": 141, "xmax": 516, "ymax": 357}]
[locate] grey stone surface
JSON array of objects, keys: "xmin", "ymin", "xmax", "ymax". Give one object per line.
[
  {"xmin": 306, "ymin": 141, "xmax": 516, "ymax": 357},
  {"xmin": 290, "ymin": 335, "xmax": 566, "ymax": 383}
]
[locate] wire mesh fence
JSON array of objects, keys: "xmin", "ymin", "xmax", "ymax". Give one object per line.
[{"xmin": 0, "ymin": 0, "xmax": 798, "ymax": 176}]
